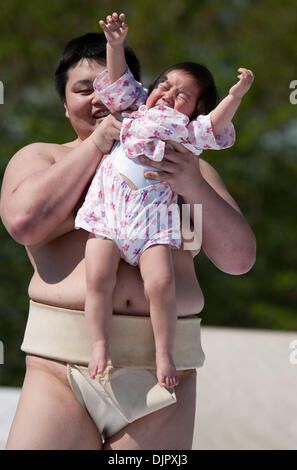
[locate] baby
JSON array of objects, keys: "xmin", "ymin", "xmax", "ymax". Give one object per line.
[{"xmin": 75, "ymin": 12, "xmax": 254, "ymax": 388}]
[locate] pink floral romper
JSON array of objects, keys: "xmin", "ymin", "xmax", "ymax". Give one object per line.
[{"xmin": 75, "ymin": 68, "xmax": 235, "ymax": 266}]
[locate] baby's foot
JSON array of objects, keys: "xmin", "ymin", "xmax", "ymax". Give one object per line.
[
  {"xmin": 156, "ymin": 350, "xmax": 179, "ymax": 388},
  {"xmin": 88, "ymin": 341, "xmax": 111, "ymax": 379}
]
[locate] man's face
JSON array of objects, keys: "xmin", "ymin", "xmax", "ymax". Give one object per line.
[{"xmin": 64, "ymin": 58, "xmax": 110, "ymax": 141}]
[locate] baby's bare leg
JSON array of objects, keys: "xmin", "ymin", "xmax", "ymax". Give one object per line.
[
  {"xmin": 85, "ymin": 236, "xmax": 121, "ymax": 378},
  {"xmin": 139, "ymin": 244, "xmax": 178, "ymax": 388}
]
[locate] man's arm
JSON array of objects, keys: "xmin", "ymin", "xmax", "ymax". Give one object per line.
[
  {"xmin": 139, "ymin": 143, "xmax": 256, "ymax": 275},
  {"xmin": 186, "ymin": 157, "xmax": 256, "ymax": 274},
  {"xmin": 99, "ymin": 12, "xmax": 128, "ymax": 84},
  {"xmin": 0, "ymin": 115, "xmax": 121, "ymax": 246}
]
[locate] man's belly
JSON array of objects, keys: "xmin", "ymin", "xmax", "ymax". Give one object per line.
[
  {"xmin": 28, "ymin": 262, "xmax": 204, "ymax": 315},
  {"xmin": 28, "ymin": 258, "xmax": 150, "ymax": 314},
  {"xmin": 27, "ymin": 228, "xmax": 204, "ymax": 315}
]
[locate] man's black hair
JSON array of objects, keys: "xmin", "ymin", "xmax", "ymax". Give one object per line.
[{"xmin": 54, "ymin": 32, "xmax": 141, "ymax": 102}]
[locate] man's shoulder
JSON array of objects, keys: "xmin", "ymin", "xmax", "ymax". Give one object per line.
[
  {"xmin": 17, "ymin": 141, "xmax": 63, "ymax": 156},
  {"xmin": 3, "ymin": 141, "xmax": 71, "ymax": 179},
  {"xmin": 11, "ymin": 141, "xmax": 71, "ymax": 165},
  {"xmin": 199, "ymin": 157, "xmax": 241, "ymax": 212},
  {"xmin": 199, "ymin": 157, "xmax": 224, "ymax": 187}
]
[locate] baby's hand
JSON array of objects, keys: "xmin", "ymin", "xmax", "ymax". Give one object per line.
[
  {"xmin": 229, "ymin": 68, "xmax": 254, "ymax": 99},
  {"xmin": 99, "ymin": 12, "xmax": 128, "ymax": 46}
]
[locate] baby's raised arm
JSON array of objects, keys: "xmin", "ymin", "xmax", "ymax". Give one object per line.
[
  {"xmin": 210, "ymin": 68, "xmax": 254, "ymax": 136},
  {"xmin": 99, "ymin": 12, "xmax": 128, "ymax": 83}
]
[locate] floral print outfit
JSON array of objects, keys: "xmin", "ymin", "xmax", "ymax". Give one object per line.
[{"xmin": 75, "ymin": 68, "xmax": 235, "ymax": 266}]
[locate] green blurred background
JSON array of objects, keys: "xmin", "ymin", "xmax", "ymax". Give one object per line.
[{"xmin": 0, "ymin": 0, "xmax": 296, "ymax": 386}]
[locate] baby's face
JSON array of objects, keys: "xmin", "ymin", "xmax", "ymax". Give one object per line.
[{"xmin": 146, "ymin": 69, "xmax": 201, "ymax": 118}]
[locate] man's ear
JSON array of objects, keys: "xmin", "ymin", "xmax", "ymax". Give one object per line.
[{"xmin": 64, "ymin": 101, "xmax": 69, "ymax": 119}]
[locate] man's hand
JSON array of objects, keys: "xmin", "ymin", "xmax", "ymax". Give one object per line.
[
  {"xmin": 138, "ymin": 141, "xmax": 203, "ymax": 197},
  {"xmin": 99, "ymin": 12, "xmax": 128, "ymax": 46},
  {"xmin": 229, "ymin": 68, "xmax": 254, "ymax": 99},
  {"xmin": 91, "ymin": 114, "xmax": 122, "ymax": 155}
]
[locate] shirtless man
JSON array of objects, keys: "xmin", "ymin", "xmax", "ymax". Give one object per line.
[{"xmin": 0, "ymin": 32, "xmax": 256, "ymax": 450}]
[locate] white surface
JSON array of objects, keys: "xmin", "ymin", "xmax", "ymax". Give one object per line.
[
  {"xmin": 1, "ymin": 327, "xmax": 297, "ymax": 450},
  {"xmin": 0, "ymin": 387, "xmax": 20, "ymax": 450},
  {"xmin": 194, "ymin": 326, "xmax": 297, "ymax": 450}
]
